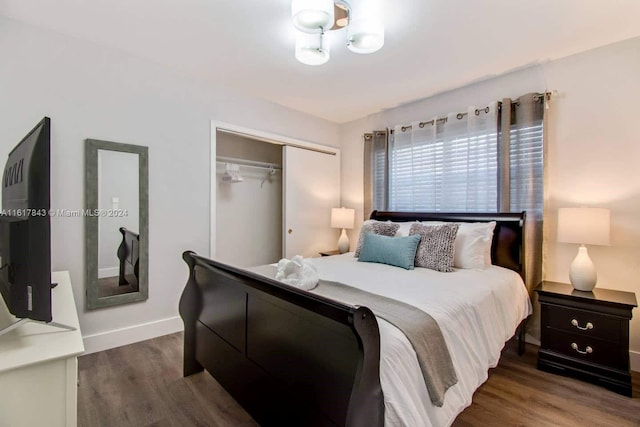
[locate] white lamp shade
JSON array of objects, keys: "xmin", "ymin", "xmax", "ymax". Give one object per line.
[
  {"xmin": 557, "ymin": 207, "xmax": 611, "ymax": 246},
  {"xmin": 295, "ymin": 31, "xmax": 330, "ymax": 65},
  {"xmin": 292, "ymin": 0, "xmax": 335, "ymax": 33},
  {"xmin": 331, "ymin": 207, "xmax": 355, "ymax": 229},
  {"xmin": 347, "ymin": 0, "xmax": 384, "ymax": 54}
]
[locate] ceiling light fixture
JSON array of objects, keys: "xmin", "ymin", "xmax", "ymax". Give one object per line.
[
  {"xmin": 291, "ymin": 0, "xmax": 384, "ymax": 65},
  {"xmin": 295, "ymin": 31, "xmax": 330, "ymax": 66}
]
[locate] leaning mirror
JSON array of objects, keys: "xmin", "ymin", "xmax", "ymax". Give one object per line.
[{"xmin": 85, "ymin": 139, "xmax": 148, "ymax": 309}]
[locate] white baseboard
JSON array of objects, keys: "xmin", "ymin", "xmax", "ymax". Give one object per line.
[
  {"xmin": 82, "ymin": 316, "xmax": 183, "ymax": 355},
  {"xmin": 631, "ymin": 350, "xmax": 640, "ymax": 373}
]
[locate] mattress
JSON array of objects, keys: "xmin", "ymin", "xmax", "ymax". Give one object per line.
[{"xmin": 310, "ymin": 253, "xmax": 532, "ymax": 427}]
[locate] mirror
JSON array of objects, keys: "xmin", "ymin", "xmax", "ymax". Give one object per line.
[{"xmin": 85, "ymin": 139, "xmax": 148, "ymax": 309}]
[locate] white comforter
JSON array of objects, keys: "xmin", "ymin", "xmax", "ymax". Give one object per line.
[{"xmin": 310, "ymin": 253, "xmax": 532, "ymax": 427}]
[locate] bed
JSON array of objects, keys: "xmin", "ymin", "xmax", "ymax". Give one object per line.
[{"xmin": 179, "ymin": 211, "xmax": 532, "ymax": 426}]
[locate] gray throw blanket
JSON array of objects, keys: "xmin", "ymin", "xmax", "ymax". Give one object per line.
[{"xmin": 249, "ymin": 265, "xmax": 458, "ymax": 407}]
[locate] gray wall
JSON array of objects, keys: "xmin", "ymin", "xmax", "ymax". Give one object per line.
[{"xmin": 0, "ymin": 16, "xmax": 339, "ymax": 348}]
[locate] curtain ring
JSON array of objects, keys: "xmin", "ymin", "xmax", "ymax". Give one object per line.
[
  {"xmin": 401, "ymin": 126, "xmax": 409, "ymax": 132},
  {"xmin": 418, "ymin": 122, "xmax": 425, "ymax": 128},
  {"xmin": 456, "ymin": 113, "xmax": 464, "ymax": 120},
  {"xmin": 474, "ymin": 106, "xmax": 490, "ymax": 116}
]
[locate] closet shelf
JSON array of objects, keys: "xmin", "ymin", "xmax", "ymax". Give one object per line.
[{"xmin": 216, "ymin": 156, "xmax": 282, "ymax": 171}]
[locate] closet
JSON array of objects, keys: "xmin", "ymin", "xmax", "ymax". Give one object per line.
[{"xmin": 213, "ymin": 128, "xmax": 340, "ymax": 267}]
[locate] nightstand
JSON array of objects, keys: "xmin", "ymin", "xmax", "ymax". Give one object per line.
[
  {"xmin": 319, "ymin": 250, "xmax": 341, "ymax": 257},
  {"xmin": 535, "ymin": 281, "xmax": 637, "ymax": 396}
]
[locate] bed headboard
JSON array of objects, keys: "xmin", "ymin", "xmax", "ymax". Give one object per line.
[{"xmin": 369, "ymin": 211, "xmax": 526, "ymax": 279}]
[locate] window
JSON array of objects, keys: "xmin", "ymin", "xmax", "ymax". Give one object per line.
[
  {"xmin": 372, "ymin": 145, "xmax": 387, "ymax": 210},
  {"xmin": 509, "ymin": 120, "xmax": 544, "ymax": 213},
  {"xmin": 363, "ymin": 93, "xmax": 546, "ymax": 290},
  {"xmin": 388, "ymin": 105, "xmax": 499, "ymax": 212},
  {"xmin": 389, "ymin": 119, "xmax": 498, "ymax": 212},
  {"xmin": 366, "ymin": 95, "xmax": 545, "ymax": 217}
]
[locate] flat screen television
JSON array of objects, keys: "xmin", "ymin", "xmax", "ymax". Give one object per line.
[{"xmin": 0, "ymin": 117, "xmax": 53, "ymax": 331}]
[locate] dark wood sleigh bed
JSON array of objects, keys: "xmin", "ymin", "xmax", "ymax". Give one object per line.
[
  {"xmin": 117, "ymin": 226, "xmax": 139, "ymax": 289},
  {"xmin": 179, "ymin": 211, "xmax": 529, "ymax": 427}
]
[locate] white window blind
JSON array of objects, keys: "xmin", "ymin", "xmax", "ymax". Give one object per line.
[
  {"xmin": 389, "ymin": 121, "xmax": 440, "ymax": 211},
  {"xmin": 389, "ymin": 105, "xmax": 499, "ymax": 212},
  {"xmin": 509, "ymin": 121, "xmax": 544, "ymax": 213},
  {"xmin": 370, "ymin": 97, "xmax": 544, "ymax": 216},
  {"xmin": 373, "ymin": 147, "xmax": 386, "ymax": 210}
]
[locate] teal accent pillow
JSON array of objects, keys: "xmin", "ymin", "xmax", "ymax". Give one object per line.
[{"xmin": 358, "ymin": 233, "xmax": 421, "ymax": 270}]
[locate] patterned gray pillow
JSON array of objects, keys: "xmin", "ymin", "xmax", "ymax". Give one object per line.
[
  {"xmin": 354, "ymin": 220, "xmax": 400, "ymax": 257},
  {"xmin": 409, "ymin": 223, "xmax": 459, "ymax": 272}
]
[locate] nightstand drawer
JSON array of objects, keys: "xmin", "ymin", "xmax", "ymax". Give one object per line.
[
  {"xmin": 547, "ymin": 306, "xmax": 620, "ymax": 342},
  {"xmin": 545, "ymin": 329, "xmax": 625, "ymax": 369}
]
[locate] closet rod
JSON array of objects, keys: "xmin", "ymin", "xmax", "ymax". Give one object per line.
[
  {"xmin": 217, "ymin": 128, "xmax": 337, "ymax": 156},
  {"xmin": 216, "ymin": 156, "xmax": 282, "ymax": 171}
]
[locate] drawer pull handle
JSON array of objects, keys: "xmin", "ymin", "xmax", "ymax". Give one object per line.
[
  {"xmin": 571, "ymin": 342, "xmax": 593, "ymax": 355},
  {"xmin": 570, "ymin": 319, "xmax": 593, "ymax": 331}
]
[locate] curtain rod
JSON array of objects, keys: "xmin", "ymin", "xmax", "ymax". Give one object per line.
[
  {"xmin": 389, "ymin": 91, "xmax": 552, "ymax": 134},
  {"xmin": 216, "ymin": 156, "xmax": 282, "ymax": 171},
  {"xmin": 363, "ymin": 131, "xmax": 388, "ymax": 141},
  {"xmin": 395, "ymin": 105, "xmax": 493, "ymax": 133}
]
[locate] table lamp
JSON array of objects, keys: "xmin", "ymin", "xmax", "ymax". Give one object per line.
[
  {"xmin": 557, "ymin": 207, "xmax": 610, "ymax": 291},
  {"xmin": 331, "ymin": 207, "xmax": 355, "ymax": 254}
]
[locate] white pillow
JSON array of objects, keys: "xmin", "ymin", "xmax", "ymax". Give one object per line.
[
  {"xmin": 454, "ymin": 222, "xmax": 496, "ymax": 270},
  {"xmin": 386, "ymin": 219, "xmax": 496, "ymax": 269},
  {"xmin": 484, "ymin": 222, "xmax": 496, "ymax": 265},
  {"xmin": 394, "ymin": 221, "xmax": 419, "ymax": 237}
]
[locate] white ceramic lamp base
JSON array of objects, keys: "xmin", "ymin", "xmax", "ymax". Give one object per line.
[
  {"xmin": 337, "ymin": 228, "xmax": 350, "ymax": 254},
  {"xmin": 569, "ymin": 245, "xmax": 597, "ymax": 291}
]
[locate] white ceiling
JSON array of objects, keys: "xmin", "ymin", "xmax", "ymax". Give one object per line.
[{"xmin": 2, "ymin": 0, "xmax": 640, "ymax": 123}]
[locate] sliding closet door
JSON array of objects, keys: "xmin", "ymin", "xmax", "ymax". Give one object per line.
[{"xmin": 283, "ymin": 145, "xmax": 340, "ymax": 258}]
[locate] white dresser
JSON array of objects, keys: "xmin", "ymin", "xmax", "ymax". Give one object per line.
[{"xmin": 0, "ymin": 271, "xmax": 84, "ymax": 427}]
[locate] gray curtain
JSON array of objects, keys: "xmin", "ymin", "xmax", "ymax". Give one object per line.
[
  {"xmin": 499, "ymin": 93, "xmax": 546, "ymax": 294},
  {"xmin": 363, "ymin": 130, "xmax": 388, "ymax": 219}
]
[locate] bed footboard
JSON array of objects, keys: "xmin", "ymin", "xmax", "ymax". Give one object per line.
[{"xmin": 178, "ymin": 251, "xmax": 384, "ymax": 427}]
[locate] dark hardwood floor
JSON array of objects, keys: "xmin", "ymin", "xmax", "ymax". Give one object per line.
[
  {"xmin": 97, "ymin": 276, "xmax": 138, "ymax": 298},
  {"xmin": 78, "ymin": 333, "xmax": 640, "ymax": 426}
]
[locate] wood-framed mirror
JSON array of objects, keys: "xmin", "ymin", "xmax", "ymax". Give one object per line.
[{"xmin": 85, "ymin": 139, "xmax": 149, "ymax": 309}]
